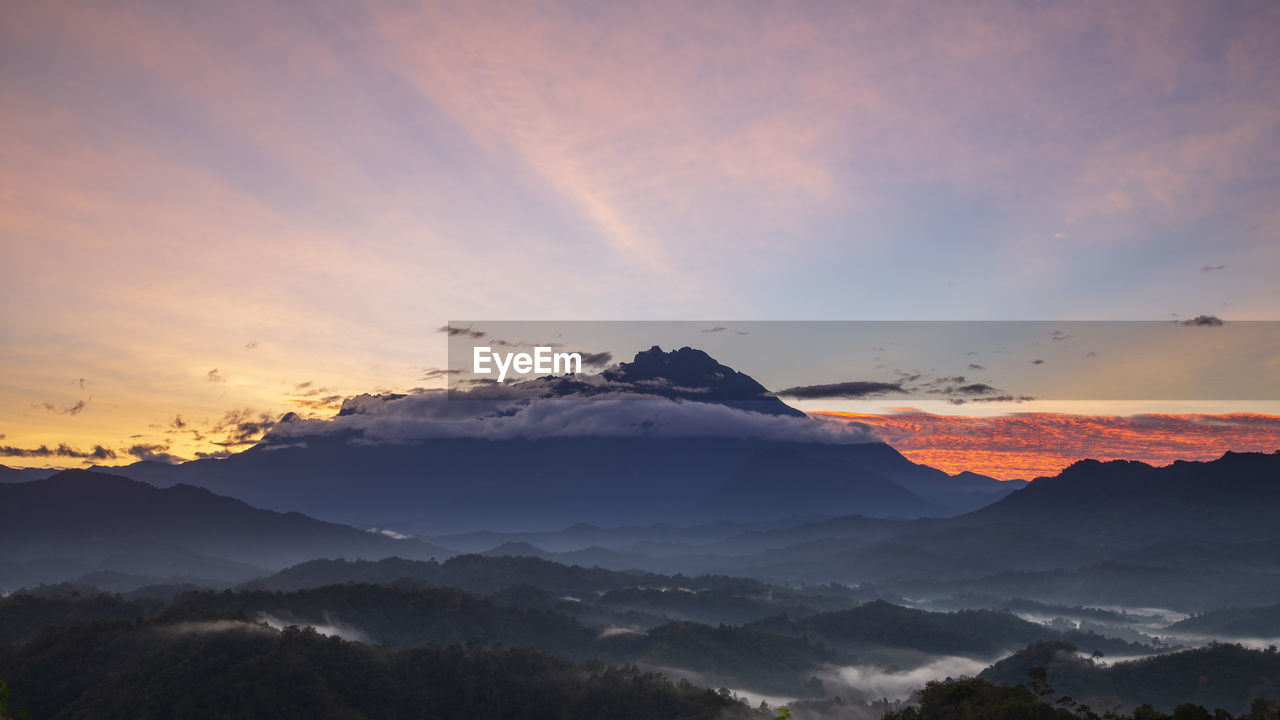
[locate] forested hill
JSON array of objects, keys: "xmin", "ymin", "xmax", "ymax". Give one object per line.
[{"xmin": 0, "ymin": 613, "xmax": 760, "ymax": 720}]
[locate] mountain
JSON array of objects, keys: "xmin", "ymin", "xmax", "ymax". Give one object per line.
[
  {"xmin": 598, "ymin": 345, "xmax": 808, "ymax": 417},
  {"xmin": 791, "ymin": 443, "xmax": 1024, "ymax": 512},
  {"xmin": 540, "ymin": 451, "xmax": 1280, "ymax": 604},
  {"xmin": 1167, "ymin": 603, "xmax": 1280, "ymax": 638},
  {"xmin": 431, "ymin": 520, "xmax": 769, "ymax": 554},
  {"xmin": 245, "ymin": 554, "xmax": 669, "ymax": 596},
  {"xmin": 0, "ymin": 470, "xmax": 454, "ymax": 589},
  {"xmin": 697, "ymin": 446, "xmax": 941, "ymax": 519},
  {"xmin": 748, "ymin": 599, "xmax": 1149, "ymax": 658},
  {"xmin": 0, "ymin": 613, "xmax": 755, "ymax": 720},
  {"xmin": 0, "ymin": 464, "xmax": 32, "ymax": 482},
  {"xmin": 962, "ymin": 451, "xmax": 1280, "ymax": 545},
  {"xmin": 980, "ymin": 640, "xmax": 1280, "ymax": 715},
  {"xmin": 0, "ymin": 465, "xmax": 60, "ymax": 481},
  {"xmin": 743, "ymin": 452, "xmax": 1280, "ymax": 587},
  {"xmin": 92, "ymin": 347, "xmax": 1021, "ymax": 532}
]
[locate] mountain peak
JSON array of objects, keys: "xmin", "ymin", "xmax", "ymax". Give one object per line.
[
  {"xmin": 596, "ymin": 346, "xmax": 806, "ymax": 417},
  {"xmin": 612, "ymin": 346, "xmax": 734, "ymax": 383}
]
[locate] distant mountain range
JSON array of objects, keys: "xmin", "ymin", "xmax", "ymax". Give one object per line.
[
  {"xmin": 7, "ymin": 347, "xmax": 1275, "ymax": 610},
  {"xmin": 725, "ymin": 451, "xmax": 1280, "ymax": 582},
  {"xmin": 437, "ymin": 451, "xmax": 1280, "ymax": 610},
  {"xmin": 0, "ymin": 464, "xmax": 39, "ymax": 482},
  {"xmin": 86, "ymin": 347, "xmax": 1020, "ymax": 532},
  {"xmin": 0, "ymin": 470, "xmax": 453, "ymax": 589},
  {"xmin": 981, "ymin": 640, "xmax": 1280, "ymax": 715},
  {"xmin": 964, "ymin": 451, "xmax": 1280, "ymax": 545},
  {"xmin": 7, "ymin": 448, "xmax": 1279, "ymax": 613}
]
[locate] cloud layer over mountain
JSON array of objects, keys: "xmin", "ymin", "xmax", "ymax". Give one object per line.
[{"xmin": 270, "ymin": 389, "xmax": 875, "ymax": 445}]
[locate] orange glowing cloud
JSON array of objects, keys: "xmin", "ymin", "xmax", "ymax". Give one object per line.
[{"xmin": 817, "ymin": 411, "xmax": 1280, "ymax": 480}]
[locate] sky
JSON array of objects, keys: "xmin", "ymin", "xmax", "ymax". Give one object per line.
[{"xmin": 1, "ymin": 0, "xmax": 1278, "ymax": 473}]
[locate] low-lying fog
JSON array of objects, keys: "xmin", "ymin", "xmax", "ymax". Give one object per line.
[{"xmin": 820, "ymin": 654, "xmax": 994, "ymax": 701}]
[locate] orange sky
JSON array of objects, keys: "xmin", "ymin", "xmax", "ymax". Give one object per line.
[
  {"xmin": 818, "ymin": 411, "xmax": 1280, "ymax": 479},
  {"xmin": 2, "ymin": 2, "xmax": 1278, "ymax": 471}
]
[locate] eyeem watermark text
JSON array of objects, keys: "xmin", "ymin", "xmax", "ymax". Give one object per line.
[{"xmin": 473, "ymin": 346, "xmax": 582, "ymax": 382}]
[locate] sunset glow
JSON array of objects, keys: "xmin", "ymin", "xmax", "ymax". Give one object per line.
[
  {"xmin": 2, "ymin": 1, "xmax": 1278, "ymax": 471},
  {"xmin": 818, "ymin": 411, "xmax": 1280, "ymax": 479}
]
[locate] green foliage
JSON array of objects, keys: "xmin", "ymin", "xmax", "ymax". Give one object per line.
[
  {"xmin": 0, "ymin": 681, "xmax": 13, "ymax": 720},
  {"xmin": 0, "ymin": 591, "xmax": 157, "ymax": 644},
  {"xmin": 983, "ymin": 641, "xmax": 1280, "ymax": 716},
  {"xmin": 7, "ymin": 577, "xmax": 1280, "ymax": 719},
  {"xmin": 887, "ymin": 666, "xmax": 1280, "ymax": 720},
  {"xmin": 170, "ymin": 583, "xmax": 599, "ymax": 655},
  {"xmin": 749, "ymin": 600, "xmax": 1148, "ymax": 658},
  {"xmin": 0, "ymin": 618, "xmax": 757, "ymax": 719},
  {"xmin": 600, "ymin": 621, "xmax": 845, "ymax": 697},
  {"xmin": 1169, "ymin": 604, "xmax": 1280, "ymax": 638},
  {"xmin": 881, "ymin": 677, "xmax": 1080, "ymax": 720}
]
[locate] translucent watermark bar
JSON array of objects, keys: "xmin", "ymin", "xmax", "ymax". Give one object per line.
[{"xmin": 444, "ymin": 320, "xmax": 1280, "ymax": 402}]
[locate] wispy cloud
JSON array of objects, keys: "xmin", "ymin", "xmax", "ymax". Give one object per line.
[
  {"xmin": 780, "ymin": 372, "xmax": 1032, "ymax": 405},
  {"xmin": 34, "ymin": 399, "xmax": 88, "ymax": 415},
  {"xmin": 778, "ymin": 381, "xmax": 906, "ymax": 400},
  {"xmin": 438, "ymin": 324, "xmax": 486, "ymax": 339},
  {"xmin": 125, "ymin": 443, "xmax": 181, "ymax": 464},
  {"xmin": 0, "ymin": 443, "xmax": 116, "ymax": 461},
  {"xmin": 1178, "ymin": 314, "xmax": 1224, "ymax": 327},
  {"xmin": 210, "ymin": 408, "xmax": 276, "ymax": 446}
]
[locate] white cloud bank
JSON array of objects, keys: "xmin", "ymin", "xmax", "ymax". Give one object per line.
[
  {"xmin": 269, "ymin": 389, "xmax": 878, "ymax": 445},
  {"xmin": 821, "ymin": 655, "xmax": 995, "ymax": 702}
]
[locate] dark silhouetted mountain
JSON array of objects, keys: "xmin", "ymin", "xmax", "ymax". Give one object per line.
[
  {"xmin": 698, "ymin": 447, "xmax": 941, "ymax": 520},
  {"xmin": 1112, "ymin": 537, "xmax": 1280, "ymax": 573},
  {"xmin": 795, "ymin": 443, "xmax": 1026, "ymax": 512},
  {"xmin": 479, "ymin": 541, "xmax": 660, "ymax": 570},
  {"xmin": 244, "ymin": 554, "xmax": 877, "ymax": 627},
  {"xmin": 748, "ymin": 599, "xmax": 1148, "ymax": 658},
  {"xmin": 591, "ymin": 585, "xmax": 851, "ymax": 626},
  {"xmin": 433, "ymin": 520, "xmax": 768, "ymax": 554},
  {"xmin": 964, "ymin": 451, "xmax": 1280, "ymax": 545},
  {"xmin": 460, "ymin": 344, "xmax": 806, "ymax": 418},
  {"xmin": 174, "ymin": 583, "xmax": 600, "ymax": 654},
  {"xmin": 117, "ymin": 435, "xmax": 967, "ymax": 532},
  {"xmin": 0, "ymin": 470, "xmax": 454, "ymax": 589},
  {"xmin": 246, "ymin": 554, "xmax": 668, "ymax": 596},
  {"xmin": 1167, "ymin": 603, "xmax": 1280, "ymax": 638},
  {"xmin": 887, "ymin": 562, "xmax": 1280, "ymax": 613},
  {"xmin": 598, "ymin": 620, "xmax": 847, "ymax": 697},
  {"xmin": 565, "ymin": 452, "xmax": 1280, "ymax": 600},
  {"xmin": 90, "ymin": 347, "xmax": 1022, "ymax": 531},
  {"xmin": 981, "ymin": 640, "xmax": 1280, "ymax": 715},
  {"xmin": 0, "ymin": 613, "xmax": 755, "ymax": 720},
  {"xmin": 696, "ymin": 514, "xmax": 917, "ymax": 556},
  {"xmin": 0, "ymin": 464, "xmax": 30, "ymax": 482},
  {"xmin": 719, "ymin": 452, "xmax": 1280, "ymax": 589},
  {"xmin": 0, "ymin": 591, "xmax": 158, "ymax": 644},
  {"xmin": 173, "ymin": 583, "xmax": 846, "ymax": 695},
  {"xmin": 599, "ymin": 345, "xmax": 807, "ymax": 417}
]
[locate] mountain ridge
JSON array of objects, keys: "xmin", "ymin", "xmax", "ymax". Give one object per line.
[
  {"xmin": 80, "ymin": 347, "xmax": 1020, "ymax": 531},
  {"xmin": 0, "ymin": 470, "xmax": 455, "ymax": 590}
]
